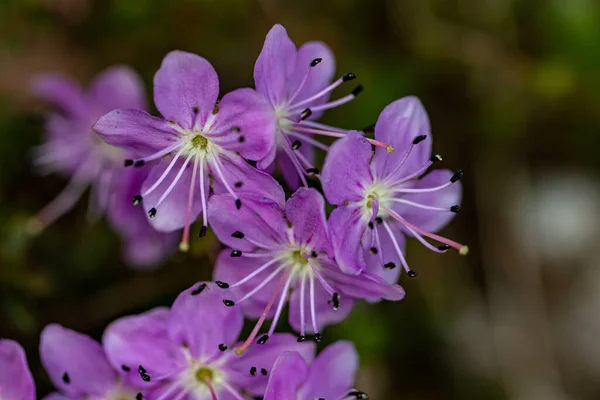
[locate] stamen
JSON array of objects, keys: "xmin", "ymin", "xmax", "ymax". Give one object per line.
[
  {"xmin": 279, "ymin": 133, "xmax": 309, "ymax": 187},
  {"xmin": 261, "ymin": 368, "xmax": 268, "ymax": 376},
  {"xmin": 239, "ymin": 251, "xmax": 278, "ymax": 258},
  {"xmin": 306, "ymin": 258, "xmax": 335, "ymax": 296},
  {"xmin": 291, "ymin": 140, "xmax": 302, "ymax": 150},
  {"xmin": 218, "ymin": 344, "xmax": 228, "ymax": 351},
  {"xmin": 154, "ymin": 153, "xmax": 194, "ymax": 210},
  {"xmin": 297, "ymin": 120, "xmax": 349, "ymax": 134},
  {"xmin": 290, "ymin": 125, "xmax": 394, "ymax": 153},
  {"xmin": 232, "ymin": 231, "xmax": 244, "ymax": 239},
  {"xmin": 230, "ymin": 257, "xmax": 286, "ymax": 289},
  {"xmin": 216, "ymin": 281, "xmax": 229, "ymax": 289},
  {"xmin": 404, "ymin": 224, "xmax": 448, "ymax": 254},
  {"xmin": 289, "ymin": 72, "xmax": 356, "ymax": 110},
  {"xmin": 138, "ymin": 365, "xmax": 151, "ymax": 382},
  {"xmin": 266, "ymin": 271, "xmax": 295, "ymax": 336},
  {"xmin": 300, "ymin": 108, "xmax": 312, "ymax": 121},
  {"xmin": 383, "ymin": 135, "xmax": 429, "ymax": 181},
  {"xmin": 290, "ymin": 85, "xmax": 362, "ymax": 115},
  {"xmin": 250, "ymin": 366, "xmax": 257, "ymax": 376},
  {"xmin": 390, "ymin": 175, "xmax": 458, "ymax": 194},
  {"xmin": 62, "ymin": 372, "xmax": 70, "ymax": 384},
  {"xmin": 198, "ymin": 154, "xmax": 208, "ymax": 238},
  {"xmin": 381, "ymin": 206, "xmax": 468, "ymax": 255},
  {"xmin": 142, "ymin": 146, "xmax": 187, "ymax": 197},
  {"xmin": 234, "ymin": 270, "xmax": 291, "ymax": 356},
  {"xmin": 388, "ymin": 154, "xmax": 442, "ymax": 186},
  {"xmin": 288, "ymin": 58, "xmax": 323, "ymax": 104},
  {"xmin": 299, "ymin": 273, "xmax": 307, "ymax": 338},
  {"xmin": 257, "ymin": 334, "xmax": 269, "ymax": 344},
  {"xmin": 128, "ymin": 140, "xmax": 185, "ymax": 165},
  {"xmin": 209, "ymin": 152, "xmax": 241, "ymax": 205},
  {"xmin": 309, "ymin": 273, "xmax": 320, "ymax": 337},
  {"xmin": 237, "ymin": 265, "xmax": 287, "ymax": 304},
  {"xmin": 191, "ymin": 283, "xmax": 207, "ymax": 295},
  {"xmin": 179, "ymin": 152, "xmax": 201, "ymax": 252},
  {"xmin": 230, "ymin": 250, "xmax": 242, "ymax": 257},
  {"xmin": 382, "ymin": 220, "xmax": 417, "ymax": 277},
  {"xmin": 287, "ymin": 130, "xmax": 330, "ymax": 152},
  {"xmin": 390, "ymin": 198, "xmax": 457, "ymax": 213}
]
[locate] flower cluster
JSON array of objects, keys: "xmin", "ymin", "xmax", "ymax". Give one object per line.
[{"xmin": 5, "ymin": 23, "xmax": 466, "ymax": 399}]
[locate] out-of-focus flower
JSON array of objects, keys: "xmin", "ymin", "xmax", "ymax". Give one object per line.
[
  {"xmin": 251, "ymin": 24, "xmax": 393, "ymax": 189},
  {"xmin": 321, "ymin": 97, "xmax": 465, "ymax": 278},
  {"xmin": 0, "ymin": 339, "xmax": 35, "ymax": 400},
  {"xmin": 93, "ymin": 51, "xmax": 281, "ymax": 251},
  {"xmin": 40, "ymin": 324, "xmax": 142, "ymax": 400},
  {"xmin": 30, "ymin": 66, "xmax": 175, "ymax": 267},
  {"xmin": 208, "ymin": 185, "xmax": 404, "ymax": 352},
  {"xmin": 103, "ymin": 282, "xmax": 313, "ymax": 399},
  {"xmin": 264, "ymin": 341, "xmax": 368, "ymax": 400}
]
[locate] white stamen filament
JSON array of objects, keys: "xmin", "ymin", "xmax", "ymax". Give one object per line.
[
  {"xmin": 307, "ymin": 258, "xmax": 335, "ymax": 296},
  {"xmin": 381, "ymin": 205, "xmax": 468, "ymax": 254},
  {"xmin": 382, "ymin": 220, "xmax": 412, "ymax": 273},
  {"xmin": 209, "ymin": 152, "xmax": 239, "ymax": 201},
  {"xmin": 288, "ymin": 76, "xmax": 345, "ymax": 110},
  {"xmin": 288, "ymin": 65, "xmax": 314, "ymax": 105},
  {"xmin": 388, "ymin": 158, "xmax": 436, "ymax": 186},
  {"xmin": 142, "ymin": 146, "xmax": 186, "ymax": 196},
  {"xmin": 404, "ymin": 224, "xmax": 448, "ymax": 253},
  {"xmin": 390, "ymin": 198, "xmax": 452, "ymax": 212},
  {"xmin": 280, "ymin": 133, "xmax": 309, "ymax": 187},
  {"xmin": 299, "ymin": 272, "xmax": 307, "ymax": 337},
  {"xmin": 237, "ymin": 265, "xmax": 287, "ymax": 303},
  {"xmin": 230, "ymin": 256, "xmax": 286, "ymax": 288},
  {"xmin": 297, "ymin": 120, "xmax": 349, "ymax": 134},
  {"xmin": 155, "ymin": 153, "xmax": 193, "ymax": 208},
  {"xmin": 199, "ymin": 154, "xmax": 208, "ymax": 228},
  {"xmin": 286, "ymin": 130, "xmax": 330, "ymax": 152},
  {"xmin": 135, "ymin": 140, "xmax": 185, "ymax": 163},
  {"xmin": 290, "ymin": 93, "xmax": 354, "ymax": 115},
  {"xmin": 267, "ymin": 271, "xmax": 295, "ymax": 336},
  {"xmin": 180, "ymin": 151, "xmax": 200, "ymax": 251},
  {"xmin": 309, "ymin": 273, "xmax": 319, "ymax": 334},
  {"xmin": 390, "ymin": 180, "xmax": 453, "ymax": 194}
]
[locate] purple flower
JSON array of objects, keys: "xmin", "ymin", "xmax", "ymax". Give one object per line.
[
  {"xmin": 0, "ymin": 339, "xmax": 35, "ymax": 400},
  {"xmin": 93, "ymin": 51, "xmax": 281, "ymax": 251},
  {"xmin": 30, "ymin": 66, "xmax": 175, "ymax": 267},
  {"xmin": 264, "ymin": 341, "xmax": 368, "ymax": 400},
  {"xmin": 40, "ymin": 324, "xmax": 142, "ymax": 400},
  {"xmin": 251, "ymin": 24, "xmax": 394, "ymax": 189},
  {"xmin": 321, "ymin": 96, "xmax": 467, "ymax": 278},
  {"xmin": 102, "ymin": 282, "xmax": 313, "ymax": 399},
  {"xmin": 207, "ymin": 184, "xmax": 404, "ymax": 352}
]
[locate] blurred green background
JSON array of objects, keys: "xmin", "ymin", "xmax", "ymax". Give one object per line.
[{"xmin": 2, "ymin": 0, "xmax": 600, "ymax": 398}]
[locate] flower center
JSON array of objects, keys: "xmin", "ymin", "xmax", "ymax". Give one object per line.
[
  {"xmin": 195, "ymin": 366, "xmax": 215, "ymax": 383},
  {"xmin": 191, "ymin": 134, "xmax": 209, "ymax": 149},
  {"xmin": 361, "ymin": 182, "xmax": 395, "ymax": 221}
]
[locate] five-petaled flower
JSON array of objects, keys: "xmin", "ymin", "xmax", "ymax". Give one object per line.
[
  {"xmin": 264, "ymin": 341, "xmax": 369, "ymax": 400},
  {"xmin": 102, "ymin": 282, "xmax": 313, "ymax": 399},
  {"xmin": 30, "ymin": 66, "xmax": 174, "ymax": 267},
  {"xmin": 93, "ymin": 51, "xmax": 280, "ymax": 251},
  {"xmin": 208, "ymin": 184, "xmax": 404, "ymax": 353},
  {"xmin": 250, "ymin": 24, "xmax": 394, "ymax": 189},
  {"xmin": 321, "ymin": 96, "xmax": 466, "ymax": 279}
]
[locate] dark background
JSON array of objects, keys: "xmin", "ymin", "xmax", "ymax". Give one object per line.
[{"xmin": 1, "ymin": 0, "xmax": 600, "ymax": 398}]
